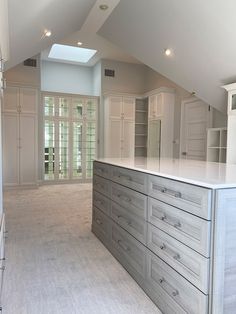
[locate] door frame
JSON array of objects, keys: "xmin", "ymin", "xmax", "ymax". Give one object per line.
[{"xmin": 179, "ymin": 96, "xmax": 213, "ymax": 160}]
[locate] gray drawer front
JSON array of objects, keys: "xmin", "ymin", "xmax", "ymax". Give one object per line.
[
  {"xmin": 93, "ymin": 191, "xmax": 110, "ymax": 216},
  {"xmin": 146, "ymin": 251, "xmax": 208, "ymax": 314},
  {"xmin": 111, "ymin": 222, "xmax": 146, "ymax": 281},
  {"xmin": 111, "ymin": 201, "xmax": 147, "ymax": 245},
  {"xmin": 148, "ymin": 175, "xmax": 212, "ymax": 220},
  {"xmin": 92, "ymin": 207, "xmax": 111, "ymax": 246},
  {"xmin": 148, "ymin": 197, "xmax": 211, "ymax": 257},
  {"xmin": 111, "ymin": 166, "xmax": 147, "ymax": 194},
  {"xmin": 147, "ymin": 223, "xmax": 209, "ymax": 293},
  {"xmin": 111, "ymin": 182, "xmax": 147, "ymax": 220},
  {"xmin": 93, "ymin": 175, "xmax": 110, "ymax": 198},
  {"xmin": 93, "ymin": 161, "xmax": 110, "ymax": 179}
]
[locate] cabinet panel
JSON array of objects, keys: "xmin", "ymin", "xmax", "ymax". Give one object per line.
[
  {"xmin": 146, "ymin": 251, "xmax": 208, "ymax": 314},
  {"xmin": 92, "ymin": 206, "xmax": 111, "ymax": 248},
  {"xmin": 123, "ymin": 97, "xmax": 135, "ymax": 120},
  {"xmin": 20, "ymin": 87, "xmax": 37, "ymax": 114},
  {"xmin": 148, "ymin": 197, "xmax": 211, "ymax": 257},
  {"xmin": 108, "ymin": 96, "xmax": 122, "ymax": 119},
  {"xmin": 19, "ymin": 114, "xmax": 37, "ymax": 185},
  {"xmin": 107, "ymin": 119, "xmax": 122, "ymax": 158},
  {"xmin": 147, "ymin": 223, "xmax": 209, "ymax": 293},
  {"xmin": 3, "ymin": 86, "xmax": 18, "ymax": 113},
  {"xmin": 122, "ymin": 120, "xmax": 134, "ymax": 158},
  {"xmin": 2, "ymin": 113, "xmax": 19, "ymax": 185}
]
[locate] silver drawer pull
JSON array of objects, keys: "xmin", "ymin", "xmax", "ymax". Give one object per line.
[
  {"xmin": 96, "ymin": 199, "xmax": 103, "ymax": 205},
  {"xmin": 117, "ymin": 194, "xmax": 132, "ymax": 203},
  {"xmin": 97, "ymin": 168, "xmax": 104, "ymax": 173},
  {"xmin": 118, "ymin": 174, "xmax": 132, "ymax": 181},
  {"xmin": 153, "ymin": 184, "xmax": 182, "ymax": 200},
  {"xmin": 96, "ymin": 218, "xmax": 103, "ymax": 225},
  {"xmin": 117, "ymin": 239, "xmax": 130, "ymax": 251},
  {"xmin": 159, "ymin": 276, "xmax": 179, "ymax": 298},
  {"xmin": 117, "ymin": 215, "xmax": 133, "ymax": 227},
  {"xmin": 161, "ymin": 187, "xmax": 167, "ymax": 193},
  {"xmin": 173, "ymin": 253, "xmax": 181, "ymax": 260},
  {"xmin": 0, "ymin": 266, "xmax": 5, "ymax": 271},
  {"xmin": 160, "ymin": 213, "xmax": 182, "ymax": 230}
]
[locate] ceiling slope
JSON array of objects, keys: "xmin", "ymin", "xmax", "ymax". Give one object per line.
[
  {"xmin": 98, "ymin": 0, "xmax": 236, "ymax": 112},
  {"xmin": 6, "ymin": 0, "xmax": 96, "ymax": 69}
]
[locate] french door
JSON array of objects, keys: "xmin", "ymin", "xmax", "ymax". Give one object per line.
[{"xmin": 43, "ymin": 94, "xmax": 97, "ymax": 182}]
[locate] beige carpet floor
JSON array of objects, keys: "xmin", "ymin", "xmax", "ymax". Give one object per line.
[{"xmin": 2, "ymin": 184, "xmax": 161, "ymax": 314}]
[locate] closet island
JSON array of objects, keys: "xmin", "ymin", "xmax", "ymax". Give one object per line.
[{"xmin": 92, "ymin": 158, "xmax": 236, "ymax": 314}]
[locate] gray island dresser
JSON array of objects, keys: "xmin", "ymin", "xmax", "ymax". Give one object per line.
[{"xmin": 92, "ymin": 158, "xmax": 236, "ymax": 314}]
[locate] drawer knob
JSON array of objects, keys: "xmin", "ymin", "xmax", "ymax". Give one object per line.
[
  {"xmin": 161, "ymin": 215, "xmax": 166, "ymax": 221},
  {"xmin": 96, "ymin": 219, "xmax": 103, "ymax": 225},
  {"xmin": 173, "ymin": 253, "xmax": 181, "ymax": 260},
  {"xmin": 174, "ymin": 192, "xmax": 182, "ymax": 198},
  {"xmin": 159, "ymin": 277, "xmax": 165, "ymax": 284},
  {"xmin": 161, "ymin": 187, "xmax": 167, "ymax": 193},
  {"xmin": 160, "ymin": 243, "xmax": 166, "ymax": 250},
  {"xmin": 174, "ymin": 222, "xmax": 181, "ymax": 228},
  {"xmin": 172, "ymin": 289, "xmax": 179, "ymax": 297}
]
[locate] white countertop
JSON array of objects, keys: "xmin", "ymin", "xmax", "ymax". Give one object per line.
[{"xmin": 95, "ymin": 158, "xmax": 236, "ymax": 189}]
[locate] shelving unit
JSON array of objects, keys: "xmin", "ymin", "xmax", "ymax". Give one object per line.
[
  {"xmin": 135, "ymin": 98, "xmax": 148, "ymax": 157},
  {"xmin": 207, "ymin": 127, "xmax": 227, "ymax": 163}
]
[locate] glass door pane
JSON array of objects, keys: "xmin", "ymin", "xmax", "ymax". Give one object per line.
[
  {"xmin": 44, "ymin": 96, "xmax": 55, "ymax": 116},
  {"xmin": 72, "ymin": 122, "xmax": 83, "ymax": 178},
  {"xmin": 86, "ymin": 122, "xmax": 96, "ymax": 178},
  {"xmin": 59, "ymin": 121, "xmax": 69, "ymax": 179},
  {"xmin": 86, "ymin": 99, "xmax": 96, "ymax": 120},
  {"xmin": 72, "ymin": 98, "xmax": 83, "ymax": 119},
  {"xmin": 59, "ymin": 97, "xmax": 69, "ymax": 117},
  {"xmin": 44, "ymin": 120, "xmax": 55, "ymax": 180}
]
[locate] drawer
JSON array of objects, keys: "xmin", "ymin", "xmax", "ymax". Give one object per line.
[
  {"xmin": 146, "ymin": 251, "xmax": 208, "ymax": 314},
  {"xmin": 111, "ymin": 182, "xmax": 147, "ymax": 220},
  {"xmin": 111, "ymin": 165, "xmax": 147, "ymax": 194},
  {"xmin": 147, "ymin": 223, "xmax": 209, "ymax": 293},
  {"xmin": 111, "ymin": 200, "xmax": 147, "ymax": 245},
  {"xmin": 93, "ymin": 191, "xmax": 110, "ymax": 216},
  {"xmin": 93, "ymin": 175, "xmax": 110, "ymax": 198},
  {"xmin": 148, "ymin": 197, "xmax": 211, "ymax": 257},
  {"xmin": 111, "ymin": 222, "xmax": 146, "ymax": 283},
  {"xmin": 92, "ymin": 207, "xmax": 111, "ymax": 247},
  {"xmin": 93, "ymin": 161, "xmax": 110, "ymax": 179},
  {"xmin": 148, "ymin": 175, "xmax": 212, "ymax": 220}
]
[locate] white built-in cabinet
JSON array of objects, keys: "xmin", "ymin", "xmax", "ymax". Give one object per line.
[
  {"xmin": 148, "ymin": 90, "xmax": 175, "ymax": 158},
  {"xmin": 206, "ymin": 127, "xmax": 227, "ymax": 163},
  {"xmin": 104, "ymin": 96, "xmax": 135, "ymax": 158},
  {"xmin": 2, "ymin": 85, "xmax": 38, "ymax": 186}
]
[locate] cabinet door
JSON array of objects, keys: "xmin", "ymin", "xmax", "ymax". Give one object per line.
[
  {"xmin": 148, "ymin": 95, "xmax": 156, "ymax": 119},
  {"xmin": 2, "ymin": 113, "xmax": 19, "ymax": 185},
  {"xmin": 19, "ymin": 114, "xmax": 37, "ymax": 185},
  {"xmin": 3, "ymin": 86, "xmax": 19, "ymax": 113},
  {"xmin": 108, "ymin": 96, "xmax": 122, "ymax": 119},
  {"xmin": 147, "ymin": 119, "xmax": 161, "ymax": 158},
  {"xmin": 107, "ymin": 119, "xmax": 122, "ymax": 158},
  {"xmin": 20, "ymin": 87, "xmax": 38, "ymax": 114},
  {"xmin": 122, "ymin": 120, "xmax": 134, "ymax": 158},
  {"xmin": 123, "ymin": 97, "xmax": 135, "ymax": 120}
]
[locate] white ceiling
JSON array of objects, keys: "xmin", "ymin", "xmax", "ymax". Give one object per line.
[
  {"xmin": 99, "ymin": 0, "xmax": 236, "ymax": 112},
  {"xmin": 6, "ymin": 0, "xmax": 236, "ymax": 112}
]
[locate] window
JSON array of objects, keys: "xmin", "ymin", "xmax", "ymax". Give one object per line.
[{"xmin": 43, "ymin": 94, "xmax": 98, "ymax": 181}]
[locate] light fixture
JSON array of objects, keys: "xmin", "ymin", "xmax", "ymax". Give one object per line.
[
  {"xmin": 164, "ymin": 48, "xmax": 172, "ymax": 56},
  {"xmin": 99, "ymin": 4, "xmax": 109, "ymax": 10},
  {"xmin": 42, "ymin": 30, "xmax": 52, "ymax": 39},
  {"xmin": 77, "ymin": 41, "xmax": 83, "ymax": 46}
]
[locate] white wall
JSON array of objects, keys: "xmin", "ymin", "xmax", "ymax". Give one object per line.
[
  {"xmin": 41, "ymin": 60, "xmax": 94, "ymax": 95},
  {"xmin": 93, "ymin": 61, "xmax": 102, "ymax": 96}
]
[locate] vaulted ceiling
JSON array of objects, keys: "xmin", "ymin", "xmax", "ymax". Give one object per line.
[{"xmin": 6, "ymin": 0, "xmax": 235, "ymax": 112}]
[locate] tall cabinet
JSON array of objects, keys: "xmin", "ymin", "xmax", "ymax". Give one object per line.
[
  {"xmin": 148, "ymin": 89, "xmax": 175, "ymax": 158},
  {"xmin": 2, "ymin": 85, "xmax": 38, "ymax": 186},
  {"xmin": 104, "ymin": 95, "xmax": 135, "ymax": 158}
]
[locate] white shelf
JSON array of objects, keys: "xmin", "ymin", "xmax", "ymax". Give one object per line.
[{"xmin": 207, "ymin": 128, "xmax": 227, "ymax": 163}]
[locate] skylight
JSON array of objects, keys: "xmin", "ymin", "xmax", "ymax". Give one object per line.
[{"xmin": 48, "ymin": 44, "xmax": 97, "ymax": 63}]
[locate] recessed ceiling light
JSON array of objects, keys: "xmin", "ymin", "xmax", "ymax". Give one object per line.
[
  {"xmin": 164, "ymin": 48, "xmax": 172, "ymax": 56},
  {"xmin": 77, "ymin": 41, "xmax": 83, "ymax": 46},
  {"xmin": 99, "ymin": 4, "xmax": 109, "ymax": 10}
]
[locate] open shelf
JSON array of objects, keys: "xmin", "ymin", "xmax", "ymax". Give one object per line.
[{"xmin": 207, "ymin": 128, "xmax": 227, "ymax": 163}]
